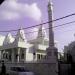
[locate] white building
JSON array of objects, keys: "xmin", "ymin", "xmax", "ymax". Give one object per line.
[
  {"xmin": 0, "ymin": 25, "xmax": 57, "ymax": 63},
  {"xmin": 0, "ymin": 0, "xmax": 58, "ymax": 75}
]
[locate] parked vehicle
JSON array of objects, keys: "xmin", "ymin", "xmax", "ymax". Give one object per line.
[{"xmin": 8, "ymin": 66, "xmax": 34, "ymax": 75}]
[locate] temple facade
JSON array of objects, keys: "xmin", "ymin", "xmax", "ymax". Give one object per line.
[
  {"xmin": 0, "ymin": 25, "xmax": 57, "ymax": 62},
  {"xmin": 0, "ymin": 0, "xmax": 59, "ymax": 75},
  {"xmin": 0, "ymin": 25, "xmax": 57, "ymax": 63}
]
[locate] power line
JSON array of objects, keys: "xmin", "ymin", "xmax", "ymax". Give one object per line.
[
  {"xmin": 12, "ymin": 20, "xmax": 75, "ymax": 36},
  {"xmin": 0, "ymin": 13, "xmax": 75, "ymax": 33},
  {"xmin": 53, "ymin": 20, "xmax": 75, "ymax": 28},
  {"xmin": 24, "ymin": 20, "xmax": 75, "ymax": 34}
]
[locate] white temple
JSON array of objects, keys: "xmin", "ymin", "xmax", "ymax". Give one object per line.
[
  {"xmin": 0, "ymin": 0, "xmax": 58, "ymax": 75},
  {"xmin": 0, "ymin": 25, "xmax": 57, "ymax": 63}
]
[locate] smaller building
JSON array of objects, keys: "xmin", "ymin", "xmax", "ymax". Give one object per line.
[{"xmin": 64, "ymin": 41, "xmax": 75, "ymax": 62}]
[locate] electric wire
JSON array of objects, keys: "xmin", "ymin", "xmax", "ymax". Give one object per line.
[{"xmin": 0, "ymin": 13, "xmax": 75, "ymax": 33}]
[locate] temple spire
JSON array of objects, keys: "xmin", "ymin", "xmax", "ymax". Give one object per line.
[
  {"xmin": 36, "ymin": 20, "xmax": 45, "ymax": 44},
  {"xmin": 48, "ymin": 0, "xmax": 54, "ymax": 47},
  {"xmin": 37, "ymin": 20, "xmax": 44, "ymax": 39},
  {"xmin": 15, "ymin": 27, "xmax": 27, "ymax": 43}
]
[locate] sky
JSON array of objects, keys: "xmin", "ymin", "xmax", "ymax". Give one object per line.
[{"xmin": 0, "ymin": 0, "xmax": 75, "ymax": 52}]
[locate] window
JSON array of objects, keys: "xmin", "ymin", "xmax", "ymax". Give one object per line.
[
  {"xmin": 3, "ymin": 53, "xmax": 8, "ymax": 59},
  {"xmin": 41, "ymin": 55, "xmax": 46, "ymax": 59},
  {"xmin": 21, "ymin": 48, "xmax": 25, "ymax": 59},
  {"xmin": 9, "ymin": 55, "xmax": 11, "ymax": 60},
  {"xmin": 16, "ymin": 54, "xmax": 18, "ymax": 59},
  {"xmin": 37, "ymin": 54, "xmax": 46, "ymax": 60},
  {"xmin": 21, "ymin": 53, "xmax": 24, "ymax": 59},
  {"xmin": 37, "ymin": 54, "xmax": 41, "ymax": 60}
]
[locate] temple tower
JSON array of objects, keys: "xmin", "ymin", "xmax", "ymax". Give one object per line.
[
  {"xmin": 48, "ymin": 0, "xmax": 54, "ymax": 47},
  {"xmin": 46, "ymin": 0, "xmax": 58, "ymax": 75},
  {"xmin": 46, "ymin": 0, "xmax": 58, "ymax": 63}
]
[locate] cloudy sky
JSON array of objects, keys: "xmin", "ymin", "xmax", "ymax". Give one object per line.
[{"xmin": 0, "ymin": 0, "xmax": 75, "ymax": 52}]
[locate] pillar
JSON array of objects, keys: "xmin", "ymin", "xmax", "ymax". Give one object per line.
[
  {"xmin": 12, "ymin": 49, "xmax": 15, "ymax": 63},
  {"xmin": 1, "ymin": 50, "xmax": 3, "ymax": 59},
  {"xmin": 17, "ymin": 48, "xmax": 20, "ymax": 63},
  {"xmin": 24, "ymin": 49, "xmax": 26, "ymax": 62}
]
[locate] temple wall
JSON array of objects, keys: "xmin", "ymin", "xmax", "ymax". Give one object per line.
[{"xmin": 0, "ymin": 62, "xmax": 58, "ymax": 75}]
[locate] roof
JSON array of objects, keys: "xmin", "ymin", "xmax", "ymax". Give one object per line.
[
  {"xmin": 0, "ymin": 28, "xmax": 30, "ymax": 50},
  {"xmin": 0, "ymin": 26, "xmax": 58, "ymax": 50},
  {"xmin": 15, "ymin": 27, "xmax": 27, "ymax": 43},
  {"xmin": 3, "ymin": 33, "xmax": 15, "ymax": 45}
]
